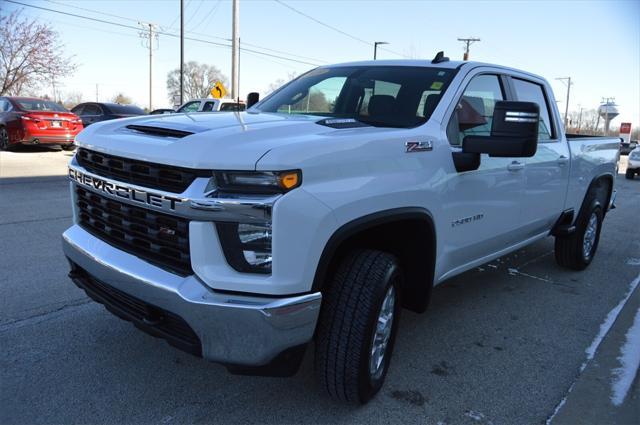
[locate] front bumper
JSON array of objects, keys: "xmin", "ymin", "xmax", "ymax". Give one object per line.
[{"xmin": 62, "ymin": 224, "xmax": 321, "ymax": 368}]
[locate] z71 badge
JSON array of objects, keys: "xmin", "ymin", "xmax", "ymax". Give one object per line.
[{"xmin": 405, "ymin": 140, "xmax": 433, "ymax": 153}]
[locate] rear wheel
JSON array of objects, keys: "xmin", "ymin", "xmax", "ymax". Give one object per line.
[
  {"xmin": 61, "ymin": 144, "xmax": 76, "ymax": 151},
  {"xmin": 315, "ymin": 249, "xmax": 402, "ymax": 404},
  {"xmin": 0, "ymin": 127, "xmax": 10, "ymax": 151},
  {"xmin": 626, "ymin": 169, "xmax": 635, "ymax": 179},
  {"xmin": 555, "ymin": 198, "xmax": 603, "ymax": 270}
]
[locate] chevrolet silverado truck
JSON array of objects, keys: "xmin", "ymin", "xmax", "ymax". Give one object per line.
[{"xmin": 63, "ymin": 53, "xmax": 620, "ymax": 403}]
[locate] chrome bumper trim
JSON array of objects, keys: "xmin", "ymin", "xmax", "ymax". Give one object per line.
[{"xmin": 62, "ymin": 225, "xmax": 321, "ymax": 366}]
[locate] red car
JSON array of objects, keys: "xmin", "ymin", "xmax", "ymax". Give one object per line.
[{"xmin": 0, "ymin": 96, "xmax": 84, "ymax": 151}]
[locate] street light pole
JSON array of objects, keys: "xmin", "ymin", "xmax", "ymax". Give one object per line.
[{"xmin": 373, "ymin": 41, "xmax": 388, "ymax": 60}]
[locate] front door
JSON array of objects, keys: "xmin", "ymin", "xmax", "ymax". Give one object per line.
[{"xmin": 441, "ymin": 73, "xmax": 525, "ymax": 274}]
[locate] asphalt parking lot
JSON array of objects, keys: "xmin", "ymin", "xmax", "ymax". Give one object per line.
[{"xmin": 1, "ymin": 147, "xmax": 639, "ymax": 425}]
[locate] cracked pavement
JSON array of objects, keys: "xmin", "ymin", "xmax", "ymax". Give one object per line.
[{"xmin": 1, "ymin": 148, "xmax": 639, "ymax": 424}]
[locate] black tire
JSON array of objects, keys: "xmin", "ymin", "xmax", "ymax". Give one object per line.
[
  {"xmin": 315, "ymin": 249, "xmax": 402, "ymax": 404},
  {"xmin": 0, "ymin": 127, "xmax": 10, "ymax": 151},
  {"xmin": 555, "ymin": 197, "xmax": 604, "ymax": 271},
  {"xmin": 61, "ymin": 144, "xmax": 76, "ymax": 151},
  {"xmin": 626, "ymin": 169, "xmax": 635, "ymax": 179}
]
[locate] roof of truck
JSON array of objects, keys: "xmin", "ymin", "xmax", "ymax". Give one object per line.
[{"xmin": 325, "ymin": 59, "xmax": 547, "ymax": 82}]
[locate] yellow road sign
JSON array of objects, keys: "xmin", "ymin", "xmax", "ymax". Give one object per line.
[{"xmin": 211, "ymin": 81, "xmax": 227, "ymax": 99}]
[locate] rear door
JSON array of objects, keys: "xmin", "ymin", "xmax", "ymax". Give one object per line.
[
  {"xmin": 509, "ymin": 76, "xmax": 570, "ymax": 235},
  {"xmin": 442, "ymin": 72, "xmax": 525, "ymax": 271}
]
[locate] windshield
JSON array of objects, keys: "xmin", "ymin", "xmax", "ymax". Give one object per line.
[
  {"xmin": 256, "ymin": 66, "xmax": 455, "ymax": 128},
  {"xmin": 17, "ymin": 99, "xmax": 68, "ymax": 112}
]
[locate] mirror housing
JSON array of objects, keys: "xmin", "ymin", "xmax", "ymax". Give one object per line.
[
  {"xmin": 246, "ymin": 92, "xmax": 260, "ymax": 109},
  {"xmin": 463, "ymin": 101, "xmax": 540, "ymax": 158}
]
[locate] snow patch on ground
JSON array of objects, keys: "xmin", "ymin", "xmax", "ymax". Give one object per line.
[
  {"xmin": 547, "ymin": 274, "xmax": 640, "ymax": 424},
  {"xmin": 626, "ymin": 258, "xmax": 640, "ymax": 266},
  {"xmin": 584, "ymin": 274, "xmax": 640, "ymax": 366},
  {"xmin": 610, "ymin": 307, "xmax": 640, "ymax": 406},
  {"xmin": 464, "ymin": 410, "xmax": 485, "ymax": 421}
]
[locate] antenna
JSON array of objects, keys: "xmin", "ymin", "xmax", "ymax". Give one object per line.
[{"xmin": 431, "ymin": 51, "xmax": 449, "ymax": 64}]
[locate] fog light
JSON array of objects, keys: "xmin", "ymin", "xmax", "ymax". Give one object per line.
[{"xmin": 216, "ymin": 222, "xmax": 273, "ymax": 274}]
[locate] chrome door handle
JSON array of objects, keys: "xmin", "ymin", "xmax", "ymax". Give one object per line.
[
  {"xmin": 507, "ymin": 161, "xmax": 525, "ymax": 172},
  {"xmin": 557, "ymin": 155, "xmax": 569, "ymax": 166}
]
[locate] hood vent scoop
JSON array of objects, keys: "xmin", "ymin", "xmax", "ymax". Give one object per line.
[{"xmin": 126, "ymin": 124, "xmax": 194, "ymax": 138}]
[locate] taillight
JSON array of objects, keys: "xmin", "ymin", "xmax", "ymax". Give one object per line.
[{"xmin": 20, "ymin": 114, "xmax": 41, "ymax": 124}]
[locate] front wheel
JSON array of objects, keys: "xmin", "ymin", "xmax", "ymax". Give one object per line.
[
  {"xmin": 315, "ymin": 250, "xmax": 402, "ymax": 403},
  {"xmin": 555, "ymin": 201, "xmax": 603, "ymax": 270}
]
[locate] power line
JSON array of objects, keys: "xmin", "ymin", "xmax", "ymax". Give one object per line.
[
  {"xmin": 43, "ymin": 0, "xmax": 140, "ymax": 23},
  {"xmin": 273, "ymin": 0, "xmax": 408, "ymax": 59},
  {"xmin": 190, "ymin": 0, "xmax": 221, "ymax": 33},
  {"xmin": 185, "ymin": 0, "xmax": 205, "ymax": 27},
  {"xmin": 6, "ymin": 0, "xmax": 320, "ymax": 66}
]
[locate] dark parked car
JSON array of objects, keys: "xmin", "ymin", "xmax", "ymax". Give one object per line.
[
  {"xmin": 620, "ymin": 138, "xmax": 638, "ymax": 155},
  {"xmin": 149, "ymin": 108, "xmax": 176, "ymax": 115},
  {"xmin": 71, "ymin": 102, "xmax": 145, "ymax": 127},
  {"xmin": 0, "ymin": 96, "xmax": 83, "ymax": 151}
]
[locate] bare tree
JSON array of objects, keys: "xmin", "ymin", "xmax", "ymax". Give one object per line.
[
  {"xmin": 266, "ymin": 72, "xmax": 298, "ymax": 95},
  {"xmin": 166, "ymin": 61, "xmax": 227, "ymax": 102},
  {"xmin": 111, "ymin": 93, "xmax": 132, "ymax": 104},
  {"xmin": 62, "ymin": 91, "xmax": 83, "ymax": 109},
  {"xmin": 0, "ymin": 10, "xmax": 76, "ymax": 96}
]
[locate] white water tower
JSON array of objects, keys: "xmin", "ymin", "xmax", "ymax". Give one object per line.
[{"xmin": 597, "ymin": 99, "xmax": 619, "ymax": 134}]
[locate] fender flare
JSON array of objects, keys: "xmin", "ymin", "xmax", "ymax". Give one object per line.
[{"xmin": 311, "ymin": 207, "xmax": 437, "ymax": 312}]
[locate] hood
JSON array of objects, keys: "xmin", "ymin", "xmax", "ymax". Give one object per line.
[{"xmin": 75, "ymin": 111, "xmax": 361, "ymax": 170}]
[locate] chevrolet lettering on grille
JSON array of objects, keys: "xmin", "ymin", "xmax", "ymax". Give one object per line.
[{"xmin": 69, "ymin": 168, "xmax": 182, "ymax": 211}]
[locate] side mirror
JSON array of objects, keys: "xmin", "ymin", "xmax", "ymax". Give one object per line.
[
  {"xmin": 463, "ymin": 101, "xmax": 540, "ymax": 158},
  {"xmin": 246, "ymin": 92, "xmax": 260, "ymax": 109}
]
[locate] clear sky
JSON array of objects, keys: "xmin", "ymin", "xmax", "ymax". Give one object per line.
[{"xmin": 4, "ymin": 0, "xmax": 639, "ymax": 126}]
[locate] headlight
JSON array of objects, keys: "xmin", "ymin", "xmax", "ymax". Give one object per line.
[
  {"xmin": 216, "ymin": 222, "xmax": 272, "ymax": 274},
  {"xmin": 214, "ymin": 170, "xmax": 301, "ymax": 194}
]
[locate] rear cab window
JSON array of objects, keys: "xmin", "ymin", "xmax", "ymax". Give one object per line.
[{"xmin": 511, "ymin": 78, "xmax": 555, "ymax": 140}]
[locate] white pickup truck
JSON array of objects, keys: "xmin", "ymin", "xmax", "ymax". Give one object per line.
[{"xmin": 63, "ymin": 54, "xmax": 619, "ymax": 403}]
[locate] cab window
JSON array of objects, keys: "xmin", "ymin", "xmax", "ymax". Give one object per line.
[
  {"xmin": 511, "ymin": 78, "xmax": 555, "ymax": 140},
  {"xmin": 447, "ymin": 74, "xmax": 504, "ymax": 146},
  {"xmin": 202, "ymin": 101, "xmax": 216, "ymax": 112},
  {"xmin": 178, "ymin": 101, "xmax": 200, "ymax": 113}
]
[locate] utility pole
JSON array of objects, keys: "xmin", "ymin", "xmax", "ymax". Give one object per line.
[
  {"xmin": 373, "ymin": 41, "xmax": 389, "ymax": 60},
  {"xmin": 180, "ymin": 0, "xmax": 184, "ymax": 105},
  {"xmin": 555, "ymin": 77, "xmax": 572, "ymax": 129},
  {"xmin": 95, "ymin": 84, "xmax": 99, "ymax": 102},
  {"xmin": 139, "ymin": 21, "xmax": 158, "ymax": 111},
  {"xmin": 457, "ymin": 37, "xmax": 480, "ymax": 60},
  {"xmin": 231, "ymin": 0, "xmax": 239, "ymax": 100}
]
